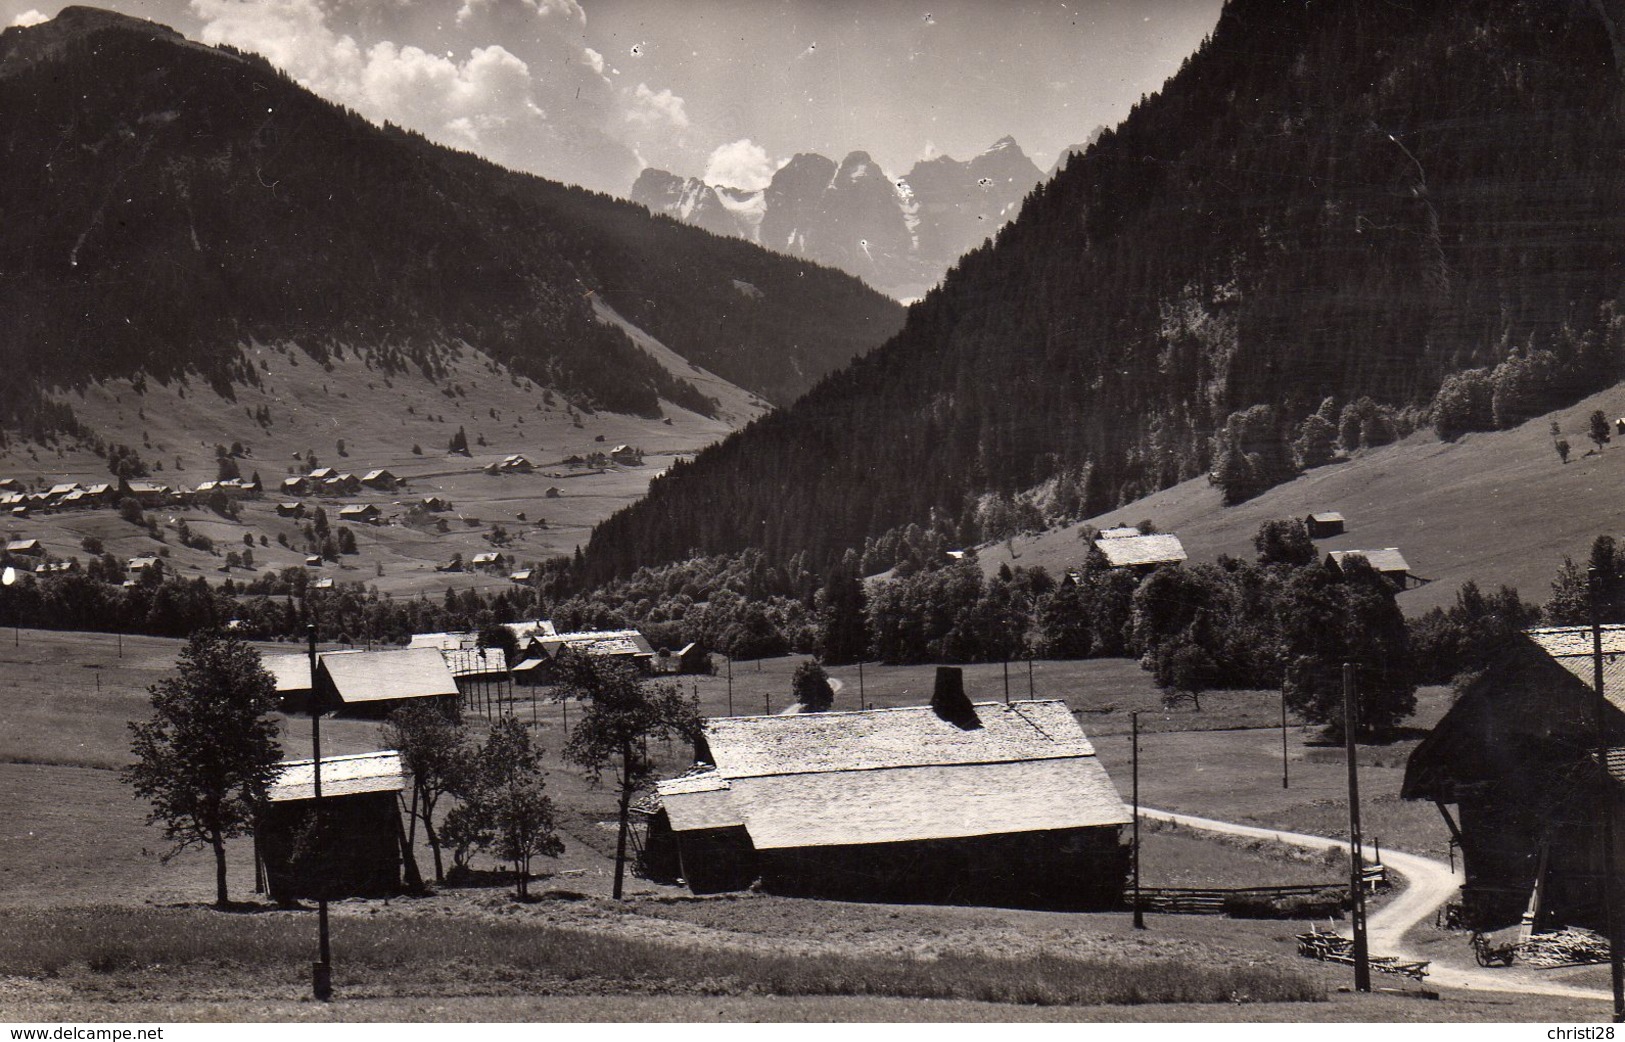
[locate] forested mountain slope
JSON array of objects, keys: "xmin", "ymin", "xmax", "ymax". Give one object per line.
[
  {"xmin": 0, "ymin": 7, "xmax": 903, "ymax": 431},
  {"xmin": 583, "ymin": 0, "xmax": 1625, "ymax": 580}
]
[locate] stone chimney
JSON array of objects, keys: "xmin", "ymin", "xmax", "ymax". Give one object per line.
[{"xmin": 931, "ymin": 666, "xmax": 981, "ymax": 729}]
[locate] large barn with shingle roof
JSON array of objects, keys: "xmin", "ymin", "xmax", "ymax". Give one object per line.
[
  {"xmin": 644, "ymin": 668, "xmax": 1132, "ymax": 907},
  {"xmin": 1404, "ymin": 625, "xmax": 1625, "ymax": 931},
  {"xmin": 1093, "ymin": 533, "xmax": 1187, "ymax": 572},
  {"xmin": 264, "ymin": 648, "xmax": 458, "ymax": 717}
]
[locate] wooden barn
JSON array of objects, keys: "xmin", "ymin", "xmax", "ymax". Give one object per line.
[
  {"xmin": 1404, "ymin": 625, "xmax": 1625, "ymax": 931},
  {"xmin": 1093, "ymin": 532, "xmax": 1187, "ymax": 573},
  {"xmin": 265, "ymin": 648, "xmax": 459, "ymax": 717},
  {"xmin": 644, "ymin": 668, "xmax": 1132, "ymax": 908},
  {"xmin": 256, "ymin": 751, "xmax": 409, "ymax": 902},
  {"xmin": 1325, "ymin": 548, "xmax": 1415, "ymax": 589},
  {"xmin": 1305, "ymin": 511, "xmax": 1346, "ymax": 538}
]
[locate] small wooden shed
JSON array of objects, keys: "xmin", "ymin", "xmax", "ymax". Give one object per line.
[
  {"xmin": 256, "ymin": 751, "xmax": 409, "ymax": 903},
  {"xmin": 1304, "ymin": 511, "xmax": 1346, "ymax": 538}
]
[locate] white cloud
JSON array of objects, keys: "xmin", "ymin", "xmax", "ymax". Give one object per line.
[
  {"xmin": 9, "ymin": 9, "xmax": 47, "ymax": 27},
  {"xmin": 455, "ymin": 0, "xmax": 585, "ymax": 28},
  {"xmin": 626, "ymin": 83, "xmax": 688, "ymax": 129},
  {"xmin": 187, "ymin": 0, "xmax": 642, "ymax": 193},
  {"xmin": 703, "ymin": 139, "xmax": 780, "ymax": 192}
]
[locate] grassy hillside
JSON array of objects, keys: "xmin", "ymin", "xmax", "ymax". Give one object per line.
[
  {"xmin": 0, "ymin": 334, "xmax": 763, "ymax": 596},
  {"xmin": 977, "ymin": 388, "xmax": 1625, "ymax": 615}
]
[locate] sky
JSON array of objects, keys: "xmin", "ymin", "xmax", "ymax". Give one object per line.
[{"xmin": 1, "ymin": 0, "xmax": 1223, "ymax": 197}]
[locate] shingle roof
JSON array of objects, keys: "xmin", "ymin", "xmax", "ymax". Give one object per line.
[
  {"xmin": 320, "ymin": 648, "xmax": 460, "ymax": 704},
  {"xmin": 1326, "ymin": 548, "xmax": 1410, "ymax": 574},
  {"xmin": 658, "ymin": 772, "xmax": 741, "ymax": 831},
  {"xmin": 1094, "ymin": 533, "xmax": 1187, "ymax": 568},
  {"xmin": 703, "ymin": 700, "xmax": 1093, "ymax": 777},
  {"xmin": 1525, "ymin": 625, "xmax": 1625, "ymax": 711},
  {"xmin": 268, "ymin": 751, "xmax": 405, "ymax": 802},
  {"xmin": 1308, "ymin": 511, "xmax": 1346, "ymax": 523},
  {"xmin": 659, "ymin": 700, "xmax": 1129, "ymax": 850},
  {"xmin": 264, "ymin": 649, "xmax": 364, "ymax": 693},
  {"xmin": 1098, "ymin": 526, "xmax": 1143, "ymax": 539},
  {"xmin": 408, "ymin": 631, "xmax": 477, "ymax": 651},
  {"xmin": 497, "ymin": 617, "xmax": 555, "ymax": 643},
  {"xmin": 541, "ymin": 629, "xmax": 655, "ymax": 659}
]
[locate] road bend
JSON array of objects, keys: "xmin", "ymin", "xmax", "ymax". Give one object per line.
[{"xmin": 1140, "ymin": 806, "xmax": 1612, "ymax": 1001}]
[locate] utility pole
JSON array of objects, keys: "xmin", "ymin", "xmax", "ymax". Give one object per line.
[
  {"xmin": 726, "ymin": 656, "xmax": 734, "ymax": 716},
  {"xmin": 1343, "ymin": 662, "xmax": 1371, "ymax": 993},
  {"xmin": 1027, "ymin": 655, "xmax": 1034, "ymax": 698},
  {"xmin": 1132, "ymin": 710, "xmax": 1144, "ymax": 930},
  {"xmin": 1003, "ymin": 658, "xmax": 1010, "ymax": 704},
  {"xmin": 1587, "ymin": 565, "xmax": 1625, "ymax": 1022},
  {"xmin": 307, "ymin": 623, "xmax": 332, "ymax": 1001},
  {"xmin": 1281, "ymin": 680, "xmax": 1290, "ymax": 789},
  {"xmin": 857, "ymin": 659, "xmax": 864, "ymax": 704}
]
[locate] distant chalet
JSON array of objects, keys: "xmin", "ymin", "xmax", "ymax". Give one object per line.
[
  {"xmin": 1324, "ymin": 548, "xmax": 1415, "ymax": 588},
  {"xmin": 1305, "ymin": 511, "xmax": 1346, "ymax": 538},
  {"xmin": 256, "ymin": 751, "xmax": 409, "ymax": 903},
  {"xmin": 265, "ymin": 647, "xmax": 459, "ymax": 717},
  {"xmin": 644, "ymin": 667, "xmax": 1131, "ymax": 907},
  {"xmin": 1404, "ymin": 625, "xmax": 1625, "ymax": 931},
  {"xmin": 1093, "ymin": 532, "xmax": 1187, "ymax": 572}
]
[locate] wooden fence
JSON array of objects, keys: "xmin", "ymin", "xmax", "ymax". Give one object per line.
[{"xmin": 1133, "ymin": 865, "xmax": 1387, "ymax": 915}]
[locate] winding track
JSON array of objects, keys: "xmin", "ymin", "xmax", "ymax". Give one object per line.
[{"xmin": 1142, "ymin": 807, "xmax": 1613, "ymax": 1001}]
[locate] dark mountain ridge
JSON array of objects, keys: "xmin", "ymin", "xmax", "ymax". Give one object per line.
[
  {"xmin": 583, "ymin": 0, "xmax": 1625, "ymax": 581},
  {"xmin": 0, "ymin": 7, "xmax": 903, "ymax": 429}
]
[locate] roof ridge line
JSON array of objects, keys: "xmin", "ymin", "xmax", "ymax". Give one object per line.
[{"xmin": 711, "ymin": 752, "xmax": 1091, "ymax": 780}]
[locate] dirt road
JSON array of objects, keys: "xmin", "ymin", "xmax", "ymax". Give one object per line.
[{"xmin": 1142, "ymin": 807, "xmax": 1614, "ymax": 1002}]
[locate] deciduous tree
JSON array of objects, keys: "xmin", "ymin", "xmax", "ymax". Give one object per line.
[
  {"xmin": 124, "ymin": 631, "xmax": 282, "ymax": 907},
  {"xmin": 559, "ymin": 652, "xmax": 702, "ymax": 898}
]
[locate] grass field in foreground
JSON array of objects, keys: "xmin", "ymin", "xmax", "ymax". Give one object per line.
[{"xmin": 0, "ymin": 905, "xmax": 1320, "ymax": 1010}]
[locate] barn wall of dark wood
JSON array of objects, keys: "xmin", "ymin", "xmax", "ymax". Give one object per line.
[
  {"xmin": 756, "ymin": 826, "xmax": 1128, "ymax": 910},
  {"xmin": 258, "ymin": 791, "xmax": 404, "ymax": 902}
]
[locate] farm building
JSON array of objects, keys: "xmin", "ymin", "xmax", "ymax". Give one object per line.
[
  {"xmin": 256, "ymin": 751, "xmax": 409, "ymax": 902},
  {"xmin": 470, "ymin": 551, "xmax": 502, "ymax": 567},
  {"xmin": 537, "ymin": 629, "xmax": 656, "ymax": 669},
  {"xmin": 1093, "ymin": 532, "xmax": 1187, "ymax": 572},
  {"xmin": 264, "ymin": 648, "xmax": 458, "ymax": 717},
  {"xmin": 120, "ymin": 481, "xmax": 170, "ymax": 507},
  {"xmin": 1325, "ymin": 548, "xmax": 1415, "ymax": 588},
  {"xmin": 361, "ymin": 469, "xmax": 399, "ymax": 490},
  {"xmin": 644, "ymin": 668, "xmax": 1132, "ymax": 907},
  {"xmin": 323, "ymin": 474, "xmax": 361, "ymax": 495},
  {"xmin": 499, "ymin": 454, "xmax": 534, "ymax": 473},
  {"xmin": 281, "ymin": 477, "xmax": 307, "ymax": 495},
  {"xmin": 5, "ymin": 538, "xmax": 43, "ymax": 556},
  {"xmin": 654, "ymin": 642, "xmax": 709, "ymax": 675},
  {"xmin": 338, "ymin": 503, "xmax": 381, "ymax": 523},
  {"xmin": 1404, "ymin": 625, "xmax": 1625, "ymax": 931},
  {"xmin": 509, "ymin": 569, "xmax": 533, "ymax": 583},
  {"xmin": 276, "ymin": 501, "xmax": 305, "ymax": 518},
  {"xmin": 1305, "ymin": 512, "xmax": 1346, "ymax": 538},
  {"xmin": 1097, "ymin": 526, "xmax": 1144, "ymax": 539},
  {"xmin": 418, "ymin": 495, "xmax": 449, "ymax": 512},
  {"xmin": 307, "ymin": 467, "xmax": 336, "ymax": 481}
]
